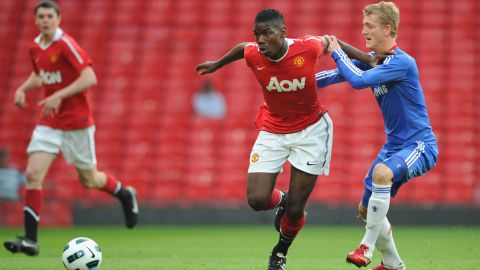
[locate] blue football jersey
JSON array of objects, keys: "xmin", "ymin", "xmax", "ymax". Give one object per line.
[{"xmin": 316, "ymin": 47, "xmax": 437, "ymax": 147}]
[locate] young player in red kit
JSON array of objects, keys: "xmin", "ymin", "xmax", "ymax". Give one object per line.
[
  {"xmin": 4, "ymin": 0, "xmax": 138, "ymax": 256},
  {"xmin": 196, "ymin": 9, "xmax": 332, "ymax": 270}
]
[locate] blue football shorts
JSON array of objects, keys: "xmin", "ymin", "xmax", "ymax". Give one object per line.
[{"xmin": 361, "ymin": 140, "xmax": 438, "ymax": 207}]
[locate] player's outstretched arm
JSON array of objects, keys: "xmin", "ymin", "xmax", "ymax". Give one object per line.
[
  {"xmin": 14, "ymin": 71, "xmax": 42, "ymax": 108},
  {"xmin": 38, "ymin": 66, "xmax": 97, "ymax": 118},
  {"xmin": 195, "ymin": 42, "xmax": 248, "ymax": 75},
  {"xmin": 338, "ymin": 40, "xmax": 395, "ymax": 67}
]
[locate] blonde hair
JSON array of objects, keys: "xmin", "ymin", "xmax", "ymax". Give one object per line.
[{"xmin": 363, "ymin": 1, "xmax": 400, "ymax": 38}]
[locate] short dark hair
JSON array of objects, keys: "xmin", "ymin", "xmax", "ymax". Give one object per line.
[
  {"xmin": 34, "ymin": 0, "xmax": 60, "ymax": 16},
  {"xmin": 255, "ymin": 9, "xmax": 285, "ymax": 27}
]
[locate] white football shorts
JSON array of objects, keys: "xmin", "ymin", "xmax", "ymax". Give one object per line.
[
  {"xmin": 248, "ymin": 113, "xmax": 333, "ymax": 176},
  {"xmin": 27, "ymin": 125, "xmax": 97, "ymax": 170}
]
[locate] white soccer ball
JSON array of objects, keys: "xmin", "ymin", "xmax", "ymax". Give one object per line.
[{"xmin": 62, "ymin": 237, "xmax": 102, "ymax": 270}]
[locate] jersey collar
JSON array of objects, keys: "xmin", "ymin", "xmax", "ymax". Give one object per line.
[{"xmin": 34, "ymin": 27, "xmax": 64, "ymax": 50}]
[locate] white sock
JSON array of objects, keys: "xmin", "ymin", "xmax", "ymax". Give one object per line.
[
  {"xmin": 376, "ymin": 218, "xmax": 403, "ymax": 268},
  {"xmin": 361, "ymin": 183, "xmax": 391, "ymax": 258}
]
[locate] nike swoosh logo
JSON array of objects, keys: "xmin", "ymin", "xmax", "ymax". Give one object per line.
[
  {"xmin": 87, "ymin": 246, "xmax": 96, "ymax": 258},
  {"xmin": 256, "ymin": 66, "xmax": 266, "ymax": 70},
  {"xmin": 21, "ymin": 240, "xmax": 37, "ymax": 248},
  {"xmin": 306, "ymin": 161, "xmax": 317, "ymax": 166}
]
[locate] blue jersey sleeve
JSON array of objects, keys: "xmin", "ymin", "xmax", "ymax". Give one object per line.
[
  {"xmin": 316, "ymin": 60, "xmax": 371, "ymax": 89},
  {"xmin": 331, "ymin": 48, "xmax": 408, "ymax": 89}
]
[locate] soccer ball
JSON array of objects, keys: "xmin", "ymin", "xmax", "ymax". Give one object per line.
[{"xmin": 62, "ymin": 237, "xmax": 102, "ymax": 270}]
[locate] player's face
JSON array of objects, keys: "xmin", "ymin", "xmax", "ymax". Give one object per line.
[
  {"xmin": 253, "ymin": 21, "xmax": 286, "ymax": 59},
  {"xmin": 362, "ymin": 13, "xmax": 390, "ymax": 52},
  {"xmin": 35, "ymin": 7, "xmax": 60, "ymax": 38}
]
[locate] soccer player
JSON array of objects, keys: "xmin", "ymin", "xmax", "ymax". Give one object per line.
[
  {"xmin": 195, "ymin": 9, "xmax": 332, "ymax": 270},
  {"xmin": 316, "ymin": 2, "xmax": 438, "ymax": 269},
  {"xmin": 4, "ymin": 0, "xmax": 138, "ymax": 256}
]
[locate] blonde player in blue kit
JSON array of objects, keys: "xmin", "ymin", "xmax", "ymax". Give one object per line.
[{"xmin": 316, "ymin": 2, "xmax": 438, "ymax": 270}]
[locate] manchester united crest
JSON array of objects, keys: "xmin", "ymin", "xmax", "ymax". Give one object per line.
[
  {"xmin": 251, "ymin": 153, "xmax": 259, "ymax": 163},
  {"xmin": 294, "ymin": 56, "xmax": 304, "ymax": 67},
  {"xmin": 50, "ymin": 54, "xmax": 59, "ymax": 63}
]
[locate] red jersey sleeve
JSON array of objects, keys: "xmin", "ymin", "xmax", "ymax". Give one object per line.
[
  {"xmin": 303, "ymin": 35, "xmax": 325, "ymax": 58},
  {"xmin": 60, "ymin": 34, "xmax": 92, "ymax": 72},
  {"xmin": 244, "ymin": 42, "xmax": 257, "ymax": 68}
]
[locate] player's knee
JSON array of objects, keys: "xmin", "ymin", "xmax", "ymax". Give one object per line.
[
  {"xmin": 25, "ymin": 168, "xmax": 43, "ymax": 185},
  {"xmin": 78, "ymin": 174, "xmax": 96, "ymax": 189},
  {"xmin": 372, "ymin": 164, "xmax": 393, "ymax": 185},
  {"xmin": 247, "ymin": 193, "xmax": 268, "ymax": 211}
]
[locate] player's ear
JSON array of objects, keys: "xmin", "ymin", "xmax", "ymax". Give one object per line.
[
  {"xmin": 280, "ymin": 27, "xmax": 287, "ymax": 38},
  {"xmin": 384, "ymin": 24, "xmax": 392, "ymax": 37}
]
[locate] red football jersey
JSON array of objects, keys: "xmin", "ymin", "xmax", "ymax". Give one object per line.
[
  {"xmin": 30, "ymin": 28, "xmax": 94, "ymax": 130},
  {"xmin": 244, "ymin": 36, "xmax": 327, "ymax": 134}
]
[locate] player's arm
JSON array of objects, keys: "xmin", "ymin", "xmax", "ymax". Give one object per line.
[
  {"xmin": 316, "ymin": 60, "xmax": 371, "ymax": 89},
  {"xmin": 327, "ymin": 36, "xmax": 407, "ymax": 89},
  {"xmin": 14, "ymin": 71, "xmax": 43, "ymax": 108},
  {"xmin": 195, "ymin": 42, "xmax": 248, "ymax": 75},
  {"xmin": 38, "ymin": 66, "xmax": 97, "ymax": 117},
  {"xmin": 338, "ymin": 39, "xmax": 395, "ymax": 67}
]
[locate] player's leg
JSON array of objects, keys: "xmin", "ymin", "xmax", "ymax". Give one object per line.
[
  {"xmin": 268, "ymin": 114, "xmax": 333, "ymax": 270},
  {"xmin": 63, "ymin": 126, "xmax": 138, "ymax": 228},
  {"xmin": 247, "ymin": 130, "xmax": 290, "ymax": 213},
  {"xmin": 355, "ymin": 201, "xmax": 404, "ymax": 269},
  {"xmin": 271, "ymin": 166, "xmax": 317, "ymax": 257},
  {"xmin": 76, "ymin": 167, "xmax": 138, "ymax": 228},
  {"xmin": 4, "ymin": 126, "xmax": 60, "ymax": 256},
  {"xmin": 370, "ymin": 142, "xmax": 437, "ymax": 269}
]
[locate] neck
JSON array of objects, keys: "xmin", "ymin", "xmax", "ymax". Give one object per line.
[{"xmin": 374, "ymin": 38, "xmax": 396, "ymax": 54}]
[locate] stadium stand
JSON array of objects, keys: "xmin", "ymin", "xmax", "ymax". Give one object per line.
[{"xmin": 0, "ymin": 0, "xmax": 478, "ymax": 226}]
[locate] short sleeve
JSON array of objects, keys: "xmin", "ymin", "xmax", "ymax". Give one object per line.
[
  {"xmin": 304, "ymin": 36, "xmax": 324, "ymax": 57},
  {"xmin": 244, "ymin": 42, "xmax": 257, "ymax": 68},
  {"xmin": 61, "ymin": 35, "xmax": 92, "ymax": 72}
]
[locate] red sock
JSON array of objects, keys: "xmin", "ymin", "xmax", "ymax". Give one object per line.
[
  {"xmin": 25, "ymin": 189, "xmax": 43, "ymax": 215},
  {"xmin": 264, "ymin": 188, "xmax": 282, "ymax": 210},
  {"xmin": 280, "ymin": 214, "xmax": 306, "ymax": 238},
  {"xmin": 102, "ymin": 172, "xmax": 121, "ymax": 194}
]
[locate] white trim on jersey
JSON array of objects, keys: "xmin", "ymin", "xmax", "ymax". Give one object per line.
[
  {"xmin": 405, "ymin": 141, "xmax": 426, "ymax": 167},
  {"xmin": 34, "ymin": 27, "xmax": 64, "ymax": 50},
  {"xmin": 316, "ymin": 69, "xmax": 339, "ymax": 80},
  {"xmin": 335, "ymin": 48, "xmax": 365, "ymax": 77},
  {"xmin": 62, "ymin": 36, "xmax": 84, "ymax": 64},
  {"xmin": 384, "ymin": 56, "xmax": 394, "ymax": 65}
]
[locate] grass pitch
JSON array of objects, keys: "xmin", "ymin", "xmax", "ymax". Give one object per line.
[{"xmin": 0, "ymin": 226, "xmax": 479, "ymax": 269}]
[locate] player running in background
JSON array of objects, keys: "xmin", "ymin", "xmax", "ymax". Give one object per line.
[
  {"xmin": 4, "ymin": 0, "xmax": 138, "ymax": 256},
  {"xmin": 316, "ymin": 2, "xmax": 438, "ymax": 269}
]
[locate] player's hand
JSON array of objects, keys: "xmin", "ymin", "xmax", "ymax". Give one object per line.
[
  {"xmin": 194, "ymin": 61, "xmax": 219, "ymax": 75},
  {"xmin": 369, "ymin": 50, "xmax": 396, "ymax": 67},
  {"xmin": 14, "ymin": 89, "xmax": 27, "ymax": 108},
  {"xmin": 38, "ymin": 94, "xmax": 61, "ymax": 118},
  {"xmin": 326, "ymin": 35, "xmax": 340, "ymax": 54}
]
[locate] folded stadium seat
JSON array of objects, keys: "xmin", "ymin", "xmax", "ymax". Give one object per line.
[
  {"xmin": 444, "ymin": 181, "xmax": 474, "ymax": 205},
  {"xmin": 41, "ymin": 200, "xmax": 72, "ymax": 227},
  {"xmin": 407, "ymin": 176, "xmax": 442, "ymax": 205},
  {"xmin": 184, "ymin": 169, "xmax": 217, "ymax": 203},
  {"xmin": 111, "ymin": 0, "xmax": 144, "ymax": 26},
  {"xmin": 310, "ymin": 177, "xmax": 343, "ymax": 204}
]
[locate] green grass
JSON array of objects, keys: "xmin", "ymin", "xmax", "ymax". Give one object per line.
[{"xmin": 0, "ymin": 226, "xmax": 479, "ymax": 269}]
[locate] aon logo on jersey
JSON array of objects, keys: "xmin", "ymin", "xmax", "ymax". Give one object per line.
[
  {"xmin": 39, "ymin": 69, "xmax": 62, "ymax": 85},
  {"xmin": 266, "ymin": 76, "xmax": 306, "ymax": 92}
]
